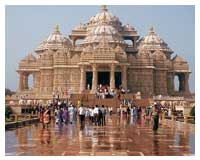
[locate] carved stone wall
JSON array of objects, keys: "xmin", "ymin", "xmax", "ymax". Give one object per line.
[
  {"xmin": 39, "ymin": 69, "xmax": 53, "ymax": 95},
  {"xmin": 127, "ymin": 67, "xmax": 154, "ymax": 97},
  {"xmin": 153, "ymin": 70, "xmax": 168, "ymax": 95}
]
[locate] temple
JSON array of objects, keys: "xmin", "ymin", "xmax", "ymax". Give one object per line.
[{"xmin": 16, "ymin": 5, "xmax": 191, "ymax": 98}]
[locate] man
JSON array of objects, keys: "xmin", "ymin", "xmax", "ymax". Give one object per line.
[
  {"xmin": 68, "ymin": 105, "xmax": 75, "ymax": 124},
  {"xmin": 94, "ymin": 105, "xmax": 99, "ymax": 126},
  {"xmin": 152, "ymin": 105, "xmax": 159, "ymax": 134},
  {"xmin": 78, "ymin": 105, "xmax": 86, "ymax": 126},
  {"xmin": 101, "ymin": 105, "xmax": 106, "ymax": 125}
]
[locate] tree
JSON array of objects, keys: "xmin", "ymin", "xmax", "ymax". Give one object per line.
[
  {"xmin": 5, "ymin": 106, "xmax": 13, "ymax": 119},
  {"xmin": 5, "ymin": 88, "xmax": 15, "ymax": 96},
  {"xmin": 190, "ymin": 106, "xmax": 195, "ymax": 117}
]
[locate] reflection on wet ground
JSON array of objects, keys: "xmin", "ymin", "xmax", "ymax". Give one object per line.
[{"xmin": 5, "ymin": 115, "xmax": 195, "ymax": 156}]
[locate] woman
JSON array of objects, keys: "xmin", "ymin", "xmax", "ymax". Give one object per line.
[
  {"xmin": 62, "ymin": 107, "xmax": 68, "ymax": 124},
  {"xmin": 152, "ymin": 106, "xmax": 159, "ymax": 134},
  {"xmin": 43, "ymin": 106, "xmax": 50, "ymax": 128},
  {"xmin": 39, "ymin": 106, "xmax": 44, "ymax": 124}
]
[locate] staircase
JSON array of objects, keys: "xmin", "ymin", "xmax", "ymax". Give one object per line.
[{"xmin": 70, "ymin": 93, "xmax": 152, "ymax": 112}]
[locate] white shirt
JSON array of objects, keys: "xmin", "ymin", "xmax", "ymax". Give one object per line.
[
  {"xmin": 90, "ymin": 109, "xmax": 94, "ymax": 117},
  {"xmin": 79, "ymin": 107, "xmax": 85, "ymax": 115},
  {"xmin": 94, "ymin": 107, "xmax": 99, "ymax": 114}
]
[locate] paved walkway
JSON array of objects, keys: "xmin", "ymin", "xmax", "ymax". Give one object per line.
[{"xmin": 5, "ymin": 115, "xmax": 195, "ymax": 156}]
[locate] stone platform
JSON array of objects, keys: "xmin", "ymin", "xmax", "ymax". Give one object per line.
[{"xmin": 5, "ymin": 115, "xmax": 194, "ymax": 156}]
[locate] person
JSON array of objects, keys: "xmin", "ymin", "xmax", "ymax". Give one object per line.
[
  {"xmin": 62, "ymin": 107, "xmax": 68, "ymax": 124},
  {"xmin": 43, "ymin": 106, "xmax": 50, "ymax": 128},
  {"xmin": 152, "ymin": 106, "xmax": 159, "ymax": 134},
  {"xmin": 117, "ymin": 107, "xmax": 121, "ymax": 116},
  {"xmin": 101, "ymin": 105, "xmax": 106, "ymax": 126},
  {"xmin": 94, "ymin": 105, "xmax": 99, "ymax": 126},
  {"xmin": 39, "ymin": 106, "xmax": 44, "ymax": 125},
  {"xmin": 68, "ymin": 105, "xmax": 75, "ymax": 124},
  {"xmin": 78, "ymin": 105, "xmax": 86, "ymax": 126},
  {"xmin": 89, "ymin": 107, "xmax": 94, "ymax": 124},
  {"xmin": 98, "ymin": 106, "xmax": 103, "ymax": 126},
  {"xmin": 109, "ymin": 106, "xmax": 113, "ymax": 115},
  {"xmin": 127, "ymin": 107, "xmax": 130, "ymax": 116},
  {"xmin": 56, "ymin": 107, "xmax": 63, "ymax": 125}
]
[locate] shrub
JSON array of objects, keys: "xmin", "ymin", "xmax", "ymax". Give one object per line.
[
  {"xmin": 5, "ymin": 106, "xmax": 12, "ymax": 119},
  {"xmin": 190, "ymin": 106, "xmax": 195, "ymax": 117}
]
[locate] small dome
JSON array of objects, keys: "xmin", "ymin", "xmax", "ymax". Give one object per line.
[
  {"xmin": 21, "ymin": 53, "xmax": 36, "ymax": 62},
  {"xmin": 138, "ymin": 26, "xmax": 173, "ymax": 53},
  {"xmin": 35, "ymin": 25, "xmax": 72, "ymax": 52},
  {"xmin": 74, "ymin": 23, "xmax": 86, "ymax": 30},
  {"xmin": 123, "ymin": 24, "xmax": 135, "ymax": 31}
]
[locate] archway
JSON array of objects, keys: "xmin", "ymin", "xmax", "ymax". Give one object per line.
[
  {"xmin": 174, "ymin": 75, "xmax": 179, "ymax": 91},
  {"xmin": 28, "ymin": 74, "xmax": 34, "ymax": 90},
  {"xmin": 174, "ymin": 73, "xmax": 185, "ymax": 92}
]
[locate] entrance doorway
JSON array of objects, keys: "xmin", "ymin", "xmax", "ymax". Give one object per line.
[
  {"xmin": 98, "ymin": 72, "xmax": 110, "ymax": 86},
  {"xmin": 86, "ymin": 72, "xmax": 92, "ymax": 90},
  {"xmin": 115, "ymin": 72, "xmax": 121, "ymax": 89}
]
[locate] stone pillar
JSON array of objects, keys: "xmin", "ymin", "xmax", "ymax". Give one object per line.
[
  {"xmin": 24, "ymin": 73, "xmax": 29, "ymax": 89},
  {"xmin": 32, "ymin": 73, "xmax": 36, "ymax": 89},
  {"xmin": 18, "ymin": 72, "xmax": 24, "ymax": 91},
  {"xmin": 133, "ymin": 37, "xmax": 137, "ymax": 49},
  {"xmin": 91, "ymin": 64, "xmax": 97, "ymax": 93},
  {"xmin": 184, "ymin": 73, "xmax": 190, "ymax": 93},
  {"xmin": 122, "ymin": 65, "xmax": 127, "ymax": 90},
  {"xmin": 110, "ymin": 64, "xmax": 115, "ymax": 90},
  {"xmin": 79, "ymin": 66, "xmax": 86, "ymax": 93}
]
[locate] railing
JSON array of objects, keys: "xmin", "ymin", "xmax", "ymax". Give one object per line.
[
  {"xmin": 8, "ymin": 114, "xmax": 38, "ymax": 122},
  {"xmin": 164, "ymin": 115, "xmax": 195, "ymax": 124}
]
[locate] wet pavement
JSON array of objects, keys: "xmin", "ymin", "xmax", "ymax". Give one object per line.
[{"xmin": 5, "ymin": 115, "xmax": 195, "ymax": 156}]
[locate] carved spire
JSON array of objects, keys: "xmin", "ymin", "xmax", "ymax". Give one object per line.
[
  {"xmin": 101, "ymin": 5, "xmax": 108, "ymax": 12},
  {"xmin": 54, "ymin": 24, "xmax": 60, "ymax": 33},
  {"xmin": 149, "ymin": 26, "xmax": 154, "ymax": 33}
]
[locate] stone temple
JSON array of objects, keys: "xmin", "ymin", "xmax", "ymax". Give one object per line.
[{"xmin": 16, "ymin": 5, "xmax": 191, "ymax": 98}]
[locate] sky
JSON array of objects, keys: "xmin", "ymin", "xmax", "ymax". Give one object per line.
[{"xmin": 5, "ymin": 5, "xmax": 195, "ymax": 92}]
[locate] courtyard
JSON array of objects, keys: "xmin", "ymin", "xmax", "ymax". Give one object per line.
[{"xmin": 5, "ymin": 114, "xmax": 195, "ymax": 156}]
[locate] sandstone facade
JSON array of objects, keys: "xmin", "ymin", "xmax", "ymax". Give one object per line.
[{"xmin": 16, "ymin": 6, "xmax": 191, "ymax": 98}]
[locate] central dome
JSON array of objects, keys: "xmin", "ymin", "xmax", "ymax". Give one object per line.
[
  {"xmin": 87, "ymin": 5, "xmax": 122, "ymax": 31},
  {"xmin": 82, "ymin": 24, "xmax": 126, "ymax": 46}
]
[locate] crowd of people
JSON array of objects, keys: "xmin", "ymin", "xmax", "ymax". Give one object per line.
[
  {"xmin": 95, "ymin": 84, "xmax": 130, "ymax": 99},
  {"xmin": 96, "ymin": 84, "xmax": 116, "ymax": 99},
  {"xmin": 37, "ymin": 100, "xmax": 115, "ymax": 130},
  {"xmin": 36, "ymin": 98, "xmax": 161, "ymax": 134}
]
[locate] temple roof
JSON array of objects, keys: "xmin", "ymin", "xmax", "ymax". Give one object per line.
[
  {"xmin": 172, "ymin": 55, "xmax": 187, "ymax": 62},
  {"xmin": 21, "ymin": 53, "xmax": 36, "ymax": 62},
  {"xmin": 82, "ymin": 24, "xmax": 125, "ymax": 45},
  {"xmin": 138, "ymin": 26, "xmax": 173, "ymax": 53},
  {"xmin": 35, "ymin": 25, "xmax": 72, "ymax": 52}
]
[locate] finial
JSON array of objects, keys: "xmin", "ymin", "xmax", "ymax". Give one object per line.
[
  {"xmin": 150, "ymin": 26, "xmax": 154, "ymax": 32},
  {"xmin": 54, "ymin": 24, "xmax": 59, "ymax": 32},
  {"xmin": 102, "ymin": 5, "xmax": 107, "ymax": 12}
]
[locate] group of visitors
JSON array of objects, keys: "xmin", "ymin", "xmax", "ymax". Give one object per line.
[
  {"xmin": 37, "ymin": 97, "xmax": 160, "ymax": 134},
  {"xmin": 37, "ymin": 99, "xmax": 114, "ymax": 129},
  {"xmin": 96, "ymin": 84, "xmax": 116, "ymax": 99}
]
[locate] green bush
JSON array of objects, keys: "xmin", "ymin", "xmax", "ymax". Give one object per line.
[
  {"xmin": 190, "ymin": 106, "xmax": 195, "ymax": 117},
  {"xmin": 5, "ymin": 106, "xmax": 12, "ymax": 119}
]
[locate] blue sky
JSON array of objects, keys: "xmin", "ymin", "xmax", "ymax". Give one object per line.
[{"xmin": 5, "ymin": 5, "xmax": 195, "ymax": 92}]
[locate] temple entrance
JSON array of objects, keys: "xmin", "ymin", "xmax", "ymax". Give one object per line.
[
  {"xmin": 98, "ymin": 72, "xmax": 110, "ymax": 85},
  {"xmin": 115, "ymin": 72, "xmax": 121, "ymax": 89},
  {"xmin": 86, "ymin": 72, "xmax": 92, "ymax": 90},
  {"xmin": 174, "ymin": 73, "xmax": 185, "ymax": 92}
]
